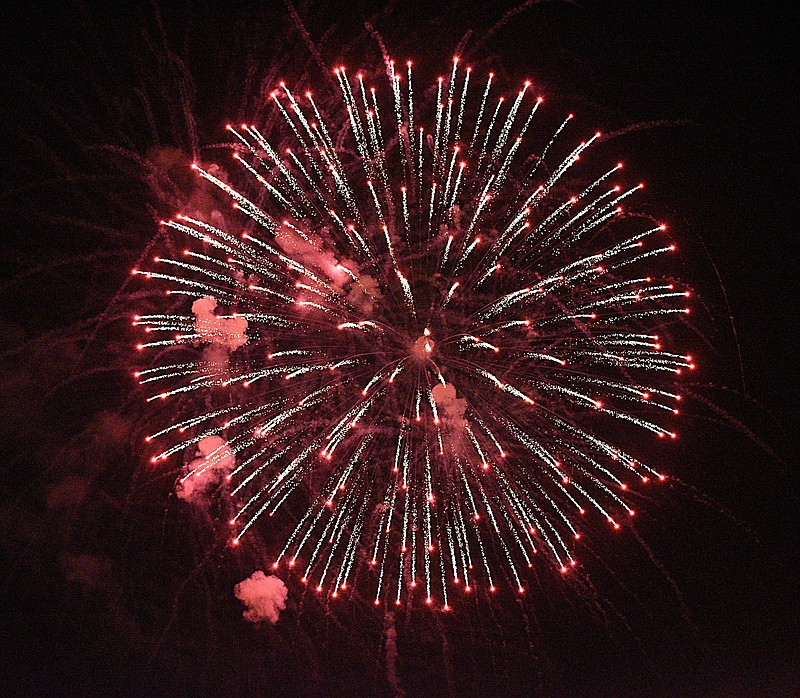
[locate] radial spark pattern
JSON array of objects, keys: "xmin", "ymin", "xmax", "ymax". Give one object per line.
[{"xmin": 133, "ymin": 58, "xmax": 693, "ymax": 609}]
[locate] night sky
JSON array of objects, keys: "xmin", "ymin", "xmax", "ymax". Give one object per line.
[{"xmin": 1, "ymin": 2, "xmax": 797, "ymax": 696}]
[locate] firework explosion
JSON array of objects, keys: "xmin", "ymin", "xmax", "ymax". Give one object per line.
[{"xmin": 133, "ymin": 57, "xmax": 694, "ymax": 610}]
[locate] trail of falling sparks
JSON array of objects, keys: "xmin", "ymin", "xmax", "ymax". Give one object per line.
[{"xmin": 134, "ymin": 56, "xmax": 693, "ymax": 611}]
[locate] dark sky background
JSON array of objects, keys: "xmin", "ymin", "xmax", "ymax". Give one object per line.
[{"xmin": 0, "ymin": 1, "xmax": 797, "ymax": 696}]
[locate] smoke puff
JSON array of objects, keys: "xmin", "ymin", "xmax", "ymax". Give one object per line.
[
  {"xmin": 432, "ymin": 382, "xmax": 469, "ymax": 451},
  {"xmin": 234, "ymin": 571, "xmax": 288, "ymax": 625},
  {"xmin": 192, "ymin": 296, "xmax": 248, "ymax": 351},
  {"xmin": 274, "ymin": 226, "xmax": 380, "ymax": 313},
  {"xmin": 431, "ymin": 382, "xmax": 467, "ymax": 423},
  {"xmin": 176, "ymin": 435, "xmax": 235, "ymax": 502}
]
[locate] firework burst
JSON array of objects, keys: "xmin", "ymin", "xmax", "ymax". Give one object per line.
[{"xmin": 133, "ymin": 56, "xmax": 693, "ymax": 609}]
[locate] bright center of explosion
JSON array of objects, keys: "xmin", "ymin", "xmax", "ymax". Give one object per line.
[{"xmin": 411, "ymin": 334, "xmax": 434, "ymax": 360}]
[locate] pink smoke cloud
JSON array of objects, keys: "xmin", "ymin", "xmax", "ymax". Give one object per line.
[
  {"xmin": 234, "ymin": 571, "xmax": 288, "ymax": 625},
  {"xmin": 192, "ymin": 295, "xmax": 248, "ymax": 351},
  {"xmin": 176, "ymin": 435, "xmax": 235, "ymax": 503}
]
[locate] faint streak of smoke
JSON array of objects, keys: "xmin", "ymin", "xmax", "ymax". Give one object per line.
[
  {"xmin": 363, "ymin": 21, "xmax": 392, "ymax": 78},
  {"xmin": 62, "ymin": 553, "xmax": 114, "ymax": 591},
  {"xmin": 383, "ymin": 611, "xmax": 405, "ymax": 698},
  {"xmin": 46, "ymin": 475, "xmax": 91, "ymax": 510},
  {"xmin": 436, "ymin": 615, "xmax": 456, "ymax": 698},
  {"xmin": 284, "ymin": 0, "xmax": 329, "ymax": 76},
  {"xmin": 234, "ymin": 570, "xmax": 288, "ymax": 625},
  {"xmin": 629, "ymin": 527, "xmax": 700, "ymax": 643},
  {"xmin": 471, "ymin": 0, "xmax": 568, "ymax": 55}
]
